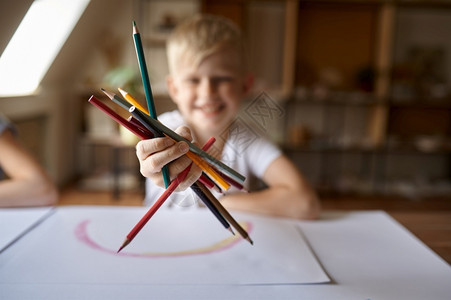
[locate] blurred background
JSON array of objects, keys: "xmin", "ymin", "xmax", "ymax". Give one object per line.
[{"xmin": 1, "ymin": 0, "xmax": 451, "ymax": 204}]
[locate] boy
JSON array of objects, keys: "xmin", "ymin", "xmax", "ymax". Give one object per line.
[{"xmin": 136, "ymin": 14, "xmax": 320, "ymax": 219}]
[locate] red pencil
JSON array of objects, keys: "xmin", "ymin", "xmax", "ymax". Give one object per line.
[
  {"xmin": 88, "ymin": 96, "xmax": 234, "ymax": 250},
  {"xmin": 88, "ymin": 96, "xmax": 150, "ymax": 140},
  {"xmin": 214, "ymin": 167, "xmax": 248, "ymax": 193},
  {"xmin": 117, "ymin": 136, "xmax": 220, "ymax": 252},
  {"xmin": 117, "ymin": 165, "xmax": 191, "ymax": 252},
  {"xmin": 127, "ymin": 116, "xmax": 154, "ymax": 137},
  {"xmin": 89, "ymin": 95, "xmax": 219, "ymax": 195}
]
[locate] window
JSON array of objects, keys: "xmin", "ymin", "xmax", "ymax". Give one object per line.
[{"xmin": 0, "ymin": 0, "xmax": 90, "ymax": 97}]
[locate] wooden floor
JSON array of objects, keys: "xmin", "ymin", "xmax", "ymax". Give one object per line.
[{"xmin": 59, "ymin": 186, "xmax": 451, "ymax": 264}]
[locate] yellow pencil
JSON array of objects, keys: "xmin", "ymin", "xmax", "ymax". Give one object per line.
[
  {"xmin": 118, "ymin": 88, "xmax": 149, "ymax": 115},
  {"xmin": 185, "ymin": 151, "xmax": 230, "ymax": 191},
  {"xmin": 121, "ymin": 91, "xmax": 231, "ymax": 191}
]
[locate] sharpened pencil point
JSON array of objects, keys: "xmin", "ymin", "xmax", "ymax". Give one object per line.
[
  {"xmin": 133, "ymin": 20, "xmax": 136, "ymax": 26},
  {"xmin": 214, "ymin": 184, "xmax": 223, "ymax": 194},
  {"xmin": 117, "ymin": 238, "xmax": 131, "ymax": 253},
  {"xmin": 227, "ymin": 226, "xmax": 235, "ymax": 236},
  {"xmin": 246, "ymin": 236, "xmax": 254, "ymax": 245},
  {"xmin": 101, "ymin": 88, "xmax": 114, "ymax": 100}
]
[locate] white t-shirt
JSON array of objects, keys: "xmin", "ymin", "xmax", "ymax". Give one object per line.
[{"xmin": 144, "ymin": 110, "xmax": 282, "ymax": 208}]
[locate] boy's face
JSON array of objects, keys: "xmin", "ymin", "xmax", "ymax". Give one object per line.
[{"xmin": 167, "ymin": 47, "xmax": 253, "ymax": 137}]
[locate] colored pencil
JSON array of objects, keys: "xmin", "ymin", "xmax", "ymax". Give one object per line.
[
  {"xmin": 189, "ymin": 138, "xmax": 233, "ymax": 236},
  {"xmin": 132, "ymin": 22, "xmax": 171, "ymax": 188},
  {"xmin": 127, "ymin": 116, "xmax": 155, "ymax": 137},
  {"xmin": 89, "ymin": 95, "xmax": 222, "ymax": 196},
  {"xmin": 118, "ymin": 164, "xmax": 191, "ymax": 252},
  {"xmin": 120, "ymin": 89, "xmax": 222, "ymax": 192},
  {"xmin": 101, "ymin": 88, "xmax": 171, "ymax": 188},
  {"xmin": 118, "ymin": 87, "xmax": 149, "ymax": 115},
  {"xmin": 118, "ymin": 137, "xmax": 232, "ymax": 252},
  {"xmin": 196, "ymin": 181, "xmax": 253, "ymax": 245},
  {"xmin": 88, "ymin": 96, "xmax": 149, "ymax": 140},
  {"xmin": 213, "ymin": 167, "xmax": 249, "ymax": 193},
  {"xmin": 190, "ymin": 181, "xmax": 233, "ymax": 234},
  {"xmin": 129, "ymin": 106, "xmax": 231, "ymax": 191},
  {"xmin": 132, "ymin": 21, "xmax": 157, "ymax": 119},
  {"xmin": 128, "ymin": 105, "xmax": 245, "ymax": 185},
  {"xmin": 90, "ymin": 95, "xmax": 242, "ymax": 248},
  {"xmin": 101, "ymin": 88, "xmax": 131, "ymax": 111}
]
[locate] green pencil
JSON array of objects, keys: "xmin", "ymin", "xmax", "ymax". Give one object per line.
[
  {"xmin": 129, "ymin": 106, "xmax": 246, "ymax": 184},
  {"xmin": 132, "ymin": 21, "xmax": 157, "ymax": 119},
  {"xmin": 132, "ymin": 21, "xmax": 170, "ymax": 188},
  {"xmin": 102, "ymin": 88, "xmax": 171, "ymax": 188}
]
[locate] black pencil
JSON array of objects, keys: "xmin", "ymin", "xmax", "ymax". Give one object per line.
[
  {"xmin": 196, "ymin": 182, "xmax": 253, "ymax": 245},
  {"xmin": 190, "ymin": 182, "xmax": 234, "ymax": 235}
]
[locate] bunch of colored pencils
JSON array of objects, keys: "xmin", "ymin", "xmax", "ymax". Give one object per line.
[{"xmin": 87, "ymin": 21, "xmax": 253, "ymax": 253}]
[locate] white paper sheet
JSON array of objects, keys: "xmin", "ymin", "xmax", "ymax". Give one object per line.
[
  {"xmin": 2, "ymin": 210, "xmax": 451, "ymax": 300},
  {"xmin": 0, "ymin": 207, "xmax": 54, "ymax": 252},
  {"xmin": 0, "ymin": 206, "xmax": 329, "ymax": 285}
]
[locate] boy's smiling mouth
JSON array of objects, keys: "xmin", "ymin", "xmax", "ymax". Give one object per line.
[{"xmin": 196, "ymin": 103, "xmax": 225, "ymax": 116}]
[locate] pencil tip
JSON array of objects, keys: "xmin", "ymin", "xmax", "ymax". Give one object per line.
[
  {"xmin": 246, "ymin": 236, "xmax": 254, "ymax": 245},
  {"xmin": 214, "ymin": 185, "xmax": 223, "ymax": 194},
  {"xmin": 117, "ymin": 238, "xmax": 130, "ymax": 253},
  {"xmin": 133, "ymin": 21, "xmax": 139, "ymax": 34},
  {"xmin": 227, "ymin": 227, "xmax": 235, "ymax": 236},
  {"xmin": 118, "ymin": 87, "xmax": 127, "ymax": 97},
  {"xmin": 100, "ymin": 88, "xmax": 114, "ymax": 100}
]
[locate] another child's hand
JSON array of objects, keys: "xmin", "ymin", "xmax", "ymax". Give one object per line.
[{"xmin": 136, "ymin": 126, "xmax": 201, "ymax": 191}]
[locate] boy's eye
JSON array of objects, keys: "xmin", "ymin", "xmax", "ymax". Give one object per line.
[
  {"xmin": 211, "ymin": 76, "xmax": 233, "ymax": 84},
  {"xmin": 185, "ymin": 77, "xmax": 199, "ymax": 84}
]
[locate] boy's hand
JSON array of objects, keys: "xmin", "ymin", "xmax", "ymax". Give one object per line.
[{"xmin": 136, "ymin": 126, "xmax": 201, "ymax": 191}]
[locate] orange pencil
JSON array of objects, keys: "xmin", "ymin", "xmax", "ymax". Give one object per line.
[
  {"xmin": 118, "ymin": 87, "xmax": 149, "ymax": 115},
  {"xmin": 129, "ymin": 106, "xmax": 231, "ymax": 191},
  {"xmin": 120, "ymin": 89, "xmax": 230, "ymax": 191}
]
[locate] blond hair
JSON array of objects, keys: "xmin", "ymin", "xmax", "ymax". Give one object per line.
[{"xmin": 166, "ymin": 14, "xmax": 246, "ymax": 74}]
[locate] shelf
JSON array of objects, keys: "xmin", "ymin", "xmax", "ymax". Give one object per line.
[
  {"xmin": 281, "ymin": 143, "xmax": 383, "ymax": 153},
  {"xmin": 282, "ymin": 139, "xmax": 451, "ymax": 155},
  {"xmin": 388, "ymin": 99, "xmax": 451, "ymax": 109},
  {"xmin": 286, "ymin": 90, "xmax": 382, "ymax": 106},
  {"xmin": 385, "ymin": 137, "xmax": 451, "ymax": 154}
]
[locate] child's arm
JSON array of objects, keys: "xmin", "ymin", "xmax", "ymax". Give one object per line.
[
  {"xmin": 220, "ymin": 155, "xmax": 321, "ymax": 220},
  {"xmin": 136, "ymin": 126, "xmax": 202, "ymax": 191},
  {"xmin": 0, "ymin": 130, "xmax": 58, "ymax": 207}
]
